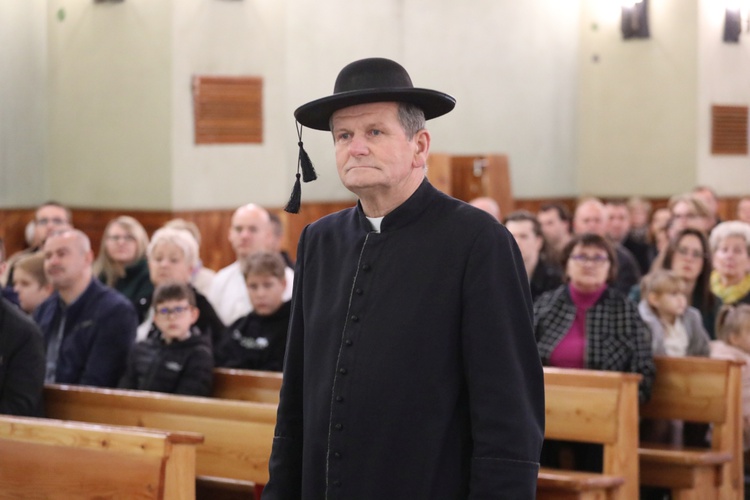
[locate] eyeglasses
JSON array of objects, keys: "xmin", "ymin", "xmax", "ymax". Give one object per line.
[
  {"xmin": 675, "ymin": 246, "xmax": 705, "ymax": 260},
  {"xmin": 155, "ymin": 306, "xmax": 191, "ymax": 317},
  {"xmin": 570, "ymin": 254, "xmax": 609, "ymax": 265},
  {"xmin": 106, "ymin": 235, "xmax": 136, "ymax": 243},
  {"xmin": 36, "ymin": 217, "xmax": 68, "ymax": 226}
]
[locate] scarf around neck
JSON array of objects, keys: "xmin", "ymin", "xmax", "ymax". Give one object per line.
[{"xmin": 710, "ymin": 270, "xmax": 750, "ymax": 304}]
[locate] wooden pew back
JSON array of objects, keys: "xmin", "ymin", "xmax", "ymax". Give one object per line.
[
  {"xmin": 541, "ymin": 367, "xmax": 642, "ymax": 500},
  {"xmin": 639, "ymin": 356, "xmax": 744, "ymax": 498},
  {"xmin": 44, "ymin": 384, "xmax": 277, "ymax": 486},
  {"xmin": 211, "ymin": 368, "xmax": 282, "ymax": 403},
  {"xmin": 0, "ymin": 414, "xmax": 203, "ymax": 499}
]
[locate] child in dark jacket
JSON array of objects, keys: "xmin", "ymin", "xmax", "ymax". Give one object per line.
[
  {"xmin": 119, "ymin": 283, "xmax": 213, "ymax": 396},
  {"xmin": 214, "ymin": 251, "xmax": 291, "ymax": 371}
]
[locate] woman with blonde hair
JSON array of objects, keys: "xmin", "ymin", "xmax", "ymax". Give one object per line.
[
  {"xmin": 667, "ymin": 193, "xmax": 713, "ymax": 239},
  {"xmin": 93, "ymin": 216, "xmax": 152, "ymax": 308}
]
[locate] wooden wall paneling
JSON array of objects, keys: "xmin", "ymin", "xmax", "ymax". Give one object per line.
[
  {"xmin": 426, "ymin": 154, "xmax": 514, "ymax": 216},
  {"xmin": 0, "ymin": 208, "xmax": 35, "ymax": 259},
  {"xmin": 3, "ymin": 196, "xmax": 745, "ymax": 280},
  {"xmin": 277, "ymin": 201, "xmax": 356, "ymax": 263}
]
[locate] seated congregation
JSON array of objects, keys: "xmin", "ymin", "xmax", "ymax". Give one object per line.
[{"xmin": 2, "ymin": 188, "xmax": 750, "ymax": 497}]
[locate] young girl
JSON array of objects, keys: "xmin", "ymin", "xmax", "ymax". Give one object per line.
[{"xmin": 710, "ymin": 304, "xmax": 750, "ymax": 451}]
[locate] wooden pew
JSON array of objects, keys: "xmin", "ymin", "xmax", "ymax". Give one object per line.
[
  {"xmin": 211, "ymin": 368, "xmax": 282, "ymax": 403},
  {"xmin": 639, "ymin": 356, "xmax": 744, "ymax": 499},
  {"xmin": 0, "ymin": 414, "xmax": 203, "ymax": 499},
  {"xmin": 44, "ymin": 384, "xmax": 277, "ymax": 497},
  {"xmin": 538, "ymin": 367, "xmax": 642, "ymax": 500}
]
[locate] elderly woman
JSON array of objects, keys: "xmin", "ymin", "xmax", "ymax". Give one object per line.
[
  {"xmin": 710, "ymin": 220, "xmax": 750, "ymax": 308},
  {"xmin": 138, "ymin": 227, "xmax": 224, "ymax": 345},
  {"xmin": 93, "ymin": 216, "xmax": 152, "ymax": 309},
  {"xmin": 534, "ymin": 233, "xmax": 655, "ymax": 403}
]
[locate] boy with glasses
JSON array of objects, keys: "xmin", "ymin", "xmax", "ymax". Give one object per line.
[{"xmin": 119, "ymin": 283, "xmax": 213, "ymax": 396}]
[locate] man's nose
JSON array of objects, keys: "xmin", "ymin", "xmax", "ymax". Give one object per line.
[{"xmin": 349, "ymin": 136, "xmax": 368, "ymax": 156}]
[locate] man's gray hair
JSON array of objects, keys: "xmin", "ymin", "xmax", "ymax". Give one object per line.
[
  {"xmin": 397, "ymin": 102, "xmax": 426, "ymax": 140},
  {"xmin": 328, "ymin": 102, "xmax": 426, "ymax": 140}
]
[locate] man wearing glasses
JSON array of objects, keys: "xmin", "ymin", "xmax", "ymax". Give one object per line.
[{"xmin": 2, "ymin": 202, "xmax": 73, "ymax": 302}]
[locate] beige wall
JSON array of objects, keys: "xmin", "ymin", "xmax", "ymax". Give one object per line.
[
  {"xmin": 3, "ymin": 1, "xmax": 749, "ymax": 211},
  {"xmin": 697, "ymin": 0, "xmax": 750, "ymax": 196},
  {"xmin": 0, "ymin": 0, "xmax": 47, "ymax": 208},
  {"xmin": 46, "ymin": 0, "xmax": 172, "ymax": 209},
  {"xmin": 578, "ymin": 0, "xmax": 699, "ymax": 197}
]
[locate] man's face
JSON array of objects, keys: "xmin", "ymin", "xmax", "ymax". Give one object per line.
[
  {"xmin": 574, "ymin": 201, "xmax": 606, "ymax": 236},
  {"xmin": 538, "ymin": 209, "xmax": 569, "ymax": 245},
  {"xmin": 34, "ymin": 205, "xmax": 71, "ymax": 247},
  {"xmin": 331, "ymin": 102, "xmax": 425, "ymax": 198},
  {"xmin": 228, "ymin": 207, "xmax": 271, "ymax": 260},
  {"xmin": 43, "ymin": 232, "xmax": 91, "ymax": 291},
  {"xmin": 506, "ymin": 220, "xmax": 543, "ymax": 269},
  {"xmin": 606, "ymin": 205, "xmax": 631, "ymax": 242}
]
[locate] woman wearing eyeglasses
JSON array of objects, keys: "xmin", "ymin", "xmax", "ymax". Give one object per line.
[
  {"xmin": 93, "ymin": 216, "xmax": 153, "ymax": 310},
  {"xmin": 534, "ymin": 232, "xmax": 655, "ymax": 471},
  {"xmin": 534, "ymin": 232, "xmax": 655, "ymax": 400},
  {"xmin": 653, "ymin": 228, "xmax": 716, "ymax": 337}
]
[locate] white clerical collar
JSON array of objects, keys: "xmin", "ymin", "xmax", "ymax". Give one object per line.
[{"xmin": 366, "ymin": 216, "xmax": 384, "ymax": 233}]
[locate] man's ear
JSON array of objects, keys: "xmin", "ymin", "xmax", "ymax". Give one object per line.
[{"xmin": 412, "ymin": 129, "xmax": 431, "ymax": 169}]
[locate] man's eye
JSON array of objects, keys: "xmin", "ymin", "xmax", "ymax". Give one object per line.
[{"xmin": 371, "ymin": 129, "xmax": 381, "ymax": 136}]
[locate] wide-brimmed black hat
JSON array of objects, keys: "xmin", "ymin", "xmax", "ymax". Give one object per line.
[
  {"xmin": 284, "ymin": 58, "xmax": 455, "ymax": 214},
  {"xmin": 294, "ymin": 57, "xmax": 456, "ymax": 131}
]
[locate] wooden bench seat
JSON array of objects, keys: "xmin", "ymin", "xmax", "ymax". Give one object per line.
[
  {"xmin": 538, "ymin": 467, "xmax": 625, "ymax": 499},
  {"xmin": 639, "ymin": 356, "xmax": 744, "ymax": 499},
  {"xmin": 538, "ymin": 367, "xmax": 642, "ymax": 500},
  {"xmin": 44, "ymin": 383, "xmax": 277, "ymax": 496},
  {"xmin": 0, "ymin": 414, "xmax": 203, "ymax": 499},
  {"xmin": 211, "ymin": 368, "xmax": 282, "ymax": 403}
]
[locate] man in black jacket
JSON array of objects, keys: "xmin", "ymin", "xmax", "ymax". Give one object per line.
[
  {"xmin": 263, "ymin": 58, "xmax": 545, "ymax": 499},
  {"xmin": 0, "ymin": 297, "xmax": 45, "ymax": 416}
]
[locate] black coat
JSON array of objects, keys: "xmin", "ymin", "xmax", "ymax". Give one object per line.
[
  {"xmin": 118, "ymin": 329, "xmax": 213, "ymax": 397},
  {"xmin": 214, "ymin": 301, "xmax": 291, "ymax": 371},
  {"xmin": 0, "ymin": 298, "xmax": 45, "ymax": 416},
  {"xmin": 263, "ymin": 180, "xmax": 545, "ymax": 499},
  {"xmin": 34, "ymin": 279, "xmax": 137, "ymax": 387}
]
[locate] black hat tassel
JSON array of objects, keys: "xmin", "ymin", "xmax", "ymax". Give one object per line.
[
  {"xmin": 284, "ymin": 173, "xmax": 302, "ymax": 214},
  {"xmin": 285, "ymin": 122, "xmax": 317, "ymax": 214}
]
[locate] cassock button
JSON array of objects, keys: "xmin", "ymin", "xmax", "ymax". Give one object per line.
[
  {"xmin": 362, "ymin": 263, "xmax": 371, "ymax": 271},
  {"xmin": 355, "ymin": 288, "xmax": 363, "ymax": 295},
  {"xmin": 333, "ymin": 480, "xmax": 342, "ymax": 487},
  {"xmin": 334, "ymin": 451, "xmax": 342, "ymax": 459},
  {"xmin": 344, "ymin": 339, "xmax": 353, "ymax": 346},
  {"xmin": 334, "ymin": 423, "xmax": 343, "ymax": 430},
  {"xmin": 350, "ymin": 315, "xmax": 359, "ymax": 322},
  {"xmin": 335, "ymin": 395, "xmax": 344, "ymax": 402},
  {"xmin": 339, "ymin": 368, "xmax": 347, "ymax": 375}
]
